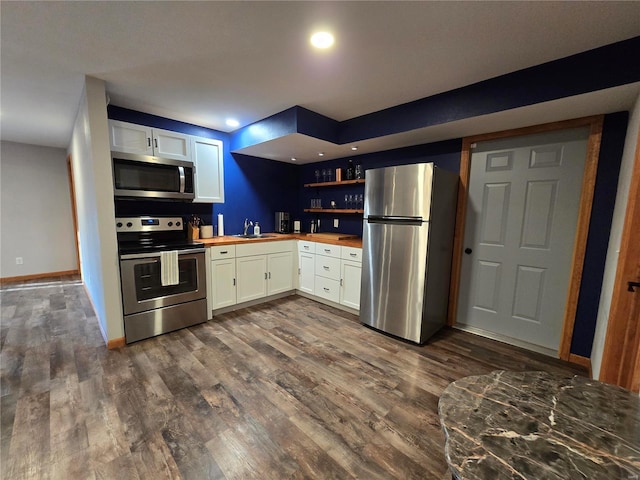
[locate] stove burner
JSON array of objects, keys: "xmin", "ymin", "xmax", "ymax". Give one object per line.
[{"xmin": 116, "ymin": 216, "xmax": 201, "ymax": 256}]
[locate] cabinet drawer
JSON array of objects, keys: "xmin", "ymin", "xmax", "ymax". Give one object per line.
[
  {"xmin": 341, "ymin": 246, "xmax": 362, "ymax": 262},
  {"xmin": 314, "ymin": 276, "xmax": 340, "ymax": 303},
  {"xmin": 210, "ymin": 245, "xmax": 236, "ymax": 260},
  {"xmin": 314, "ymin": 255, "xmax": 341, "ymax": 281},
  {"xmin": 298, "ymin": 240, "xmax": 316, "ymax": 254},
  {"xmin": 316, "ymin": 243, "xmax": 341, "ymax": 258}
]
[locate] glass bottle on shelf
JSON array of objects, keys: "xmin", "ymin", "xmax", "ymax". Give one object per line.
[{"xmin": 346, "ymin": 160, "xmax": 355, "ymax": 180}]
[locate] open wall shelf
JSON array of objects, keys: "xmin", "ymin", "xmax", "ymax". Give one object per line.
[
  {"xmin": 304, "ymin": 208, "xmax": 364, "ymax": 214},
  {"xmin": 304, "ymin": 179, "xmax": 365, "ymax": 188}
]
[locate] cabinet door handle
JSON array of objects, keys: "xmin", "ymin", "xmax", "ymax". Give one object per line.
[
  {"xmin": 264, "ymin": 273, "xmax": 268, "ymax": 280},
  {"xmin": 340, "ymin": 279, "xmax": 343, "ymax": 286},
  {"xmin": 221, "ymin": 251, "xmax": 228, "ymax": 254},
  {"xmin": 298, "ymin": 268, "xmax": 301, "ymax": 275},
  {"xmin": 154, "ymin": 138, "xmax": 158, "ymax": 148},
  {"xmin": 268, "ymin": 272, "xmax": 271, "ymax": 279},
  {"xmin": 324, "ymin": 287, "xmax": 330, "ymax": 292},
  {"xmin": 233, "ymin": 278, "xmax": 236, "ymax": 286},
  {"xmin": 323, "ymin": 266, "xmax": 330, "ymax": 270},
  {"xmin": 350, "ymin": 253, "xmax": 357, "ymax": 257},
  {"xmin": 304, "ymin": 245, "xmax": 309, "ymax": 250},
  {"xmin": 324, "ymin": 249, "xmax": 331, "ymax": 253},
  {"xmin": 147, "ymin": 137, "xmax": 151, "ymax": 147}
]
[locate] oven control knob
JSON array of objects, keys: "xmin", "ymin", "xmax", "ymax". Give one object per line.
[
  {"xmin": 116, "ymin": 222, "xmax": 123, "ymax": 228},
  {"xmin": 168, "ymin": 222, "xmax": 173, "ymax": 227},
  {"xmin": 176, "ymin": 221, "xmax": 181, "ymax": 227},
  {"xmin": 126, "ymin": 222, "xmax": 133, "ymax": 228}
]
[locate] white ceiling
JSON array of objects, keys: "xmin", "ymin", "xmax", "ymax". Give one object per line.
[{"xmin": 2, "ymin": 1, "xmax": 640, "ymax": 160}]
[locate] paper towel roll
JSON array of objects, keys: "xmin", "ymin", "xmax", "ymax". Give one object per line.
[{"xmin": 217, "ymin": 213, "xmax": 224, "ymax": 236}]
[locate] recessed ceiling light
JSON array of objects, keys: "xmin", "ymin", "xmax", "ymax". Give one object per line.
[
  {"xmin": 226, "ymin": 119, "xmax": 240, "ymax": 128},
  {"xmin": 318, "ymin": 152, "xmax": 324, "ymax": 157},
  {"xmin": 351, "ymin": 146, "xmax": 358, "ymax": 151},
  {"xmin": 291, "ymin": 157, "xmax": 297, "ymax": 162},
  {"xmin": 310, "ymin": 31, "xmax": 334, "ymax": 49}
]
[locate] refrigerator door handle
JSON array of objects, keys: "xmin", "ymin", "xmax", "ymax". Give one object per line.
[{"xmin": 366, "ymin": 215, "xmax": 423, "ymax": 226}]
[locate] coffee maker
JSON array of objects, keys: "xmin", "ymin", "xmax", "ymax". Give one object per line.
[{"xmin": 275, "ymin": 212, "xmax": 290, "ymax": 233}]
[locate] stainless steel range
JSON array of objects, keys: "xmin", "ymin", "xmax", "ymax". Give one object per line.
[{"xmin": 116, "ymin": 216, "xmax": 207, "ymax": 343}]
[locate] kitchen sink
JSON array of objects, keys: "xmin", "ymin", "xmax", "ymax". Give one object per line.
[{"xmin": 232, "ymin": 234, "xmax": 277, "ymax": 239}]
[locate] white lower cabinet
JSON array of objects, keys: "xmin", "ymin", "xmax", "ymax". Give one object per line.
[
  {"xmin": 208, "ymin": 240, "xmax": 360, "ymax": 314},
  {"xmin": 340, "ymin": 260, "xmax": 362, "ymax": 310},
  {"xmin": 211, "ymin": 258, "xmax": 237, "ymax": 309},
  {"xmin": 208, "ymin": 241, "xmax": 294, "ymax": 312},
  {"xmin": 298, "ymin": 252, "xmax": 315, "ymax": 294},
  {"xmin": 236, "ymin": 255, "xmax": 268, "ymax": 303},
  {"xmin": 209, "ymin": 245, "xmax": 237, "ymax": 312},
  {"xmin": 268, "ymin": 251, "xmax": 293, "ymax": 295},
  {"xmin": 297, "ymin": 240, "xmax": 362, "ymax": 312}
]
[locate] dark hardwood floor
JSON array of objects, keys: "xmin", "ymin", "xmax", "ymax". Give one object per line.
[{"xmin": 1, "ymin": 281, "xmax": 586, "ymax": 479}]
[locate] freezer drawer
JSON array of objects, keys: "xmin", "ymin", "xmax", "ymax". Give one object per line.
[
  {"xmin": 360, "ymin": 220, "xmax": 430, "ymax": 343},
  {"xmin": 364, "ymin": 163, "xmax": 434, "ymax": 219}
]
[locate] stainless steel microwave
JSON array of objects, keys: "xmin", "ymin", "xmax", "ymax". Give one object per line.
[{"xmin": 112, "ymin": 152, "xmax": 195, "ymax": 200}]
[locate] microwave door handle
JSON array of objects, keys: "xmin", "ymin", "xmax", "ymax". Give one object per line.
[{"xmin": 178, "ymin": 166, "xmax": 186, "ymax": 193}]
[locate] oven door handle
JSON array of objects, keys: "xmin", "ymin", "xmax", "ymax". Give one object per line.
[{"xmin": 120, "ymin": 248, "xmax": 205, "ymax": 260}]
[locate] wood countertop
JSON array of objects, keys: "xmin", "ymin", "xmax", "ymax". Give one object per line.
[{"xmin": 198, "ymin": 233, "xmax": 363, "ymax": 249}]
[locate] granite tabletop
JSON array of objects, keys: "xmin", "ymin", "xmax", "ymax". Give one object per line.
[{"xmin": 438, "ymin": 370, "xmax": 640, "ymax": 480}]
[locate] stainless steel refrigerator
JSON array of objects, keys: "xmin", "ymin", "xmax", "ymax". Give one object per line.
[{"xmin": 360, "ymin": 163, "xmax": 458, "ymax": 343}]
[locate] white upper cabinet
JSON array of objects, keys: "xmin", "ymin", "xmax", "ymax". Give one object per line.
[
  {"xmin": 109, "ymin": 120, "xmax": 153, "ymax": 155},
  {"xmin": 109, "ymin": 120, "xmax": 191, "ymax": 161},
  {"xmin": 152, "ymin": 128, "xmax": 190, "ymax": 161},
  {"xmin": 191, "ymin": 136, "xmax": 225, "ymax": 203}
]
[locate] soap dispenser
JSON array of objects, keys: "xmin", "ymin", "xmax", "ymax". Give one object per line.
[{"xmin": 253, "ymin": 222, "xmax": 261, "ymax": 236}]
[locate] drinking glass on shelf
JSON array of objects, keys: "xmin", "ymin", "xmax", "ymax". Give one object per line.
[
  {"xmin": 348, "ymin": 194, "xmax": 354, "ymax": 209},
  {"xmin": 358, "ymin": 194, "xmax": 364, "ymax": 209},
  {"xmin": 310, "ymin": 198, "xmax": 316, "ymax": 209},
  {"xmin": 314, "ymin": 169, "xmax": 320, "ymax": 183},
  {"xmin": 322, "ymin": 169, "xmax": 328, "ymax": 182},
  {"xmin": 344, "ymin": 194, "xmax": 349, "ymax": 209},
  {"xmin": 327, "ymin": 169, "xmax": 332, "ymax": 182},
  {"xmin": 355, "ymin": 165, "xmax": 363, "ymax": 179},
  {"xmin": 317, "ymin": 198, "xmax": 322, "ymax": 209}
]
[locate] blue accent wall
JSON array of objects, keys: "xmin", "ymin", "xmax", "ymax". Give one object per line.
[
  {"xmin": 571, "ymin": 112, "xmax": 628, "ymax": 357},
  {"xmin": 340, "ymin": 36, "xmax": 640, "ymax": 142}
]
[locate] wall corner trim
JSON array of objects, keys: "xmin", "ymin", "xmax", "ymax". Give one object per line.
[{"xmin": 568, "ymin": 353, "xmax": 593, "ymax": 378}]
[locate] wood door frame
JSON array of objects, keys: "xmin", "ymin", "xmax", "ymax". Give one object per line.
[
  {"xmin": 448, "ymin": 115, "xmax": 605, "ymax": 361},
  {"xmin": 599, "ymin": 127, "xmax": 640, "ymax": 391},
  {"xmin": 66, "ymin": 155, "xmax": 81, "ymax": 274}
]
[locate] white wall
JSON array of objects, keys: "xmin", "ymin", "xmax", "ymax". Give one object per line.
[
  {"xmin": 68, "ymin": 76, "xmax": 123, "ymax": 343},
  {"xmin": 0, "ymin": 141, "xmax": 77, "ymax": 277},
  {"xmin": 591, "ymin": 92, "xmax": 640, "ymax": 379}
]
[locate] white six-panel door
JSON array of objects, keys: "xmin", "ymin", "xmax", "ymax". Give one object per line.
[{"xmin": 457, "ymin": 127, "xmax": 589, "ymax": 352}]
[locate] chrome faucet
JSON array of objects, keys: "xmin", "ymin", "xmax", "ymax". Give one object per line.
[{"xmin": 243, "ymin": 218, "xmax": 253, "ymax": 235}]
